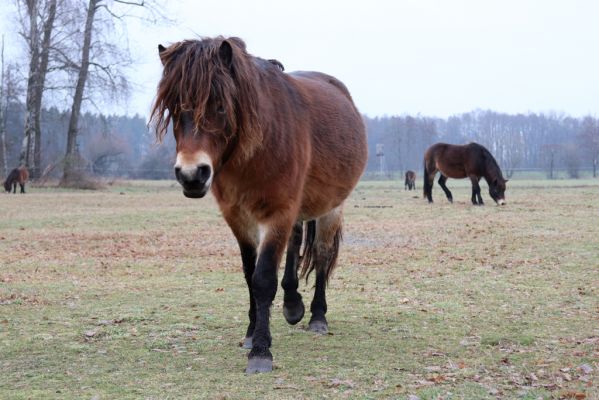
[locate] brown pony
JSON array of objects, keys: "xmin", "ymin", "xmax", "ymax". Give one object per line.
[
  {"xmin": 404, "ymin": 170, "xmax": 416, "ymax": 190},
  {"xmin": 423, "ymin": 142, "xmax": 507, "ymax": 205},
  {"xmin": 3, "ymin": 166, "xmax": 29, "ymax": 194},
  {"xmin": 150, "ymin": 37, "xmax": 368, "ymax": 373}
]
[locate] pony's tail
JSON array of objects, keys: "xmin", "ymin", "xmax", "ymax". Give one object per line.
[
  {"xmin": 423, "ymin": 160, "xmax": 431, "ymax": 199},
  {"xmin": 299, "ymin": 220, "xmax": 342, "ymax": 286}
]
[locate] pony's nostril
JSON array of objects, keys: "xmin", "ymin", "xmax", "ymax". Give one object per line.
[
  {"xmin": 174, "ymin": 166, "xmax": 182, "ymax": 180},
  {"xmin": 197, "ymin": 164, "xmax": 212, "ymax": 183}
]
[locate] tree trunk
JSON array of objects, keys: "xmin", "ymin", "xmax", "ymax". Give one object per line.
[
  {"xmin": 31, "ymin": 0, "xmax": 57, "ymax": 179},
  {"xmin": 61, "ymin": 0, "xmax": 98, "ymax": 186},
  {"xmin": 0, "ymin": 35, "xmax": 7, "ymax": 177},
  {"xmin": 20, "ymin": 0, "xmax": 40, "ymax": 171}
]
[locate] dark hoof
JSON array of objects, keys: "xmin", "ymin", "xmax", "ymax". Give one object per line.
[
  {"xmin": 308, "ymin": 319, "xmax": 328, "ymax": 334},
  {"xmin": 245, "ymin": 357, "xmax": 273, "ymax": 374},
  {"xmin": 283, "ymin": 300, "xmax": 305, "ymax": 325},
  {"xmin": 240, "ymin": 336, "xmax": 252, "ymax": 349}
]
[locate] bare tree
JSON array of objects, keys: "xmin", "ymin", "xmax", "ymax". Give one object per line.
[
  {"xmin": 580, "ymin": 116, "xmax": 599, "ymax": 178},
  {"xmin": 61, "ymin": 0, "xmax": 98, "ymax": 185},
  {"xmin": 0, "ymin": 35, "xmax": 8, "ymax": 177},
  {"xmin": 61, "ymin": 0, "xmax": 168, "ymax": 186},
  {"xmin": 15, "ymin": 0, "xmax": 58, "ymax": 179}
]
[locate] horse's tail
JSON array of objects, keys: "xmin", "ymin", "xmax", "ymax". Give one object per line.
[
  {"xmin": 299, "ymin": 219, "xmax": 342, "ymax": 285},
  {"xmin": 423, "ymin": 160, "xmax": 431, "ymax": 198}
]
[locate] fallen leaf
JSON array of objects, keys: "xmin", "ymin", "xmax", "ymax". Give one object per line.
[{"xmin": 560, "ymin": 391, "xmax": 586, "ymax": 399}]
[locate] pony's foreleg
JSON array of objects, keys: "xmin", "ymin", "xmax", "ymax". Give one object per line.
[
  {"xmin": 438, "ymin": 175, "xmax": 453, "ymax": 203},
  {"xmin": 246, "ymin": 221, "xmax": 292, "ymax": 374},
  {"xmin": 281, "ymin": 221, "xmax": 305, "ymax": 325},
  {"xmin": 469, "ymin": 176, "xmax": 480, "ymax": 205},
  {"xmin": 20, "ymin": 183, "xmax": 25, "ymax": 194},
  {"xmin": 238, "ymin": 242, "xmax": 258, "ymax": 349},
  {"xmin": 12, "ymin": 182, "xmax": 16, "ymax": 194},
  {"xmin": 225, "ymin": 212, "xmax": 259, "ymax": 350},
  {"xmin": 476, "ymin": 187, "xmax": 484, "ymax": 205}
]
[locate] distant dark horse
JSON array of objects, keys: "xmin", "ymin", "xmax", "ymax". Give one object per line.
[
  {"xmin": 404, "ymin": 170, "xmax": 416, "ymax": 190},
  {"xmin": 150, "ymin": 37, "xmax": 368, "ymax": 373},
  {"xmin": 3, "ymin": 166, "xmax": 29, "ymax": 194},
  {"xmin": 423, "ymin": 143, "xmax": 507, "ymax": 205}
]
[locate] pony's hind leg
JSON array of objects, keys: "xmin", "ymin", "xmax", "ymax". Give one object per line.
[
  {"xmin": 423, "ymin": 170, "xmax": 435, "ymax": 203},
  {"xmin": 302, "ymin": 207, "xmax": 343, "ymax": 334},
  {"xmin": 20, "ymin": 183, "xmax": 25, "ymax": 194},
  {"xmin": 281, "ymin": 221, "xmax": 305, "ymax": 325},
  {"xmin": 438, "ymin": 175, "xmax": 453, "ymax": 203}
]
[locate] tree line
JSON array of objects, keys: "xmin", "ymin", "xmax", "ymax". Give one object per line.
[
  {"xmin": 3, "ymin": 102, "xmax": 597, "ymax": 182},
  {"xmin": 1, "ymin": 102, "xmax": 173, "ymax": 179}
]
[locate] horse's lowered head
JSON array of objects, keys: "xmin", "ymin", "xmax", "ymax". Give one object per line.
[
  {"xmin": 488, "ymin": 177, "xmax": 508, "ymax": 205},
  {"xmin": 151, "ymin": 37, "xmax": 262, "ymax": 199}
]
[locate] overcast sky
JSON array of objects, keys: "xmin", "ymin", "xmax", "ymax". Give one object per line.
[{"xmin": 3, "ymin": 0, "xmax": 599, "ymax": 119}]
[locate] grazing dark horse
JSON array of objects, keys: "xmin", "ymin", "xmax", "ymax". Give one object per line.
[
  {"xmin": 151, "ymin": 37, "xmax": 368, "ymax": 373},
  {"xmin": 404, "ymin": 170, "xmax": 416, "ymax": 190},
  {"xmin": 423, "ymin": 142, "xmax": 507, "ymax": 205},
  {"xmin": 3, "ymin": 166, "xmax": 29, "ymax": 194}
]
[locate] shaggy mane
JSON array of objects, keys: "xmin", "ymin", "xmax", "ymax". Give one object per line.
[{"xmin": 150, "ymin": 36, "xmax": 263, "ymax": 160}]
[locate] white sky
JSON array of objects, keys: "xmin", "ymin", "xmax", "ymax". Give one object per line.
[{"xmin": 3, "ymin": 0, "xmax": 599, "ymax": 119}]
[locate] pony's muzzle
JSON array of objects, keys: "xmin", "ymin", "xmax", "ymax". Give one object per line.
[
  {"xmin": 174, "ymin": 164, "xmax": 212, "ymax": 198},
  {"xmin": 497, "ymin": 199, "xmax": 506, "ymax": 206}
]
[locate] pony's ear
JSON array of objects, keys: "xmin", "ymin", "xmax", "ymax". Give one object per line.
[
  {"xmin": 158, "ymin": 44, "xmax": 167, "ymax": 65},
  {"xmin": 219, "ymin": 40, "xmax": 233, "ymax": 67}
]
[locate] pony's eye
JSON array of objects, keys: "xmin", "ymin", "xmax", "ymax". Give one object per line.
[{"xmin": 216, "ymin": 106, "xmax": 226, "ymax": 114}]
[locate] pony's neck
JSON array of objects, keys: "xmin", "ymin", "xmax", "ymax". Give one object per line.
[{"xmin": 482, "ymin": 159, "xmax": 502, "ymax": 184}]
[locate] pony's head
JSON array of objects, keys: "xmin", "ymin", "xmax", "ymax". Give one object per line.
[
  {"xmin": 150, "ymin": 37, "xmax": 262, "ymax": 198},
  {"xmin": 3, "ymin": 179, "xmax": 10, "ymax": 192},
  {"xmin": 488, "ymin": 177, "xmax": 508, "ymax": 205}
]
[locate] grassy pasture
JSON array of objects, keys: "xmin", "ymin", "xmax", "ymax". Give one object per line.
[{"xmin": 0, "ymin": 179, "xmax": 598, "ymax": 399}]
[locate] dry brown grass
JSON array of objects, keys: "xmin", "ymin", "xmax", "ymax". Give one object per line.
[{"xmin": 0, "ymin": 179, "xmax": 597, "ymax": 399}]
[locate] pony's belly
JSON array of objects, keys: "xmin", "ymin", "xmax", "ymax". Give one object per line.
[{"xmin": 299, "ymin": 186, "xmax": 352, "ymax": 221}]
